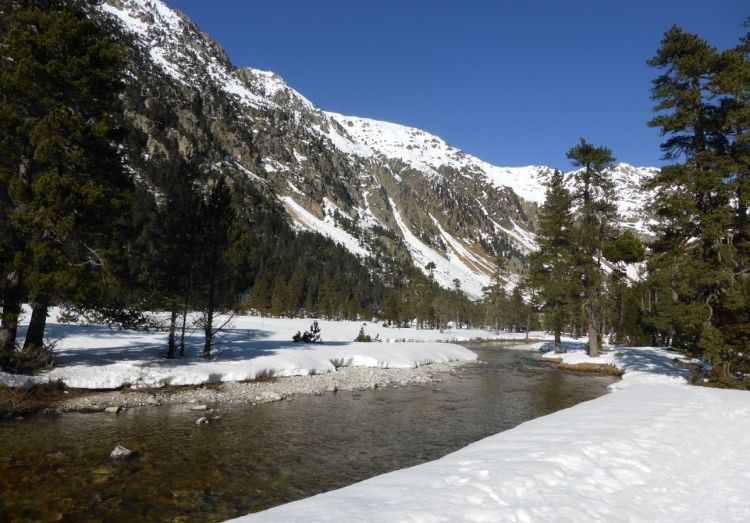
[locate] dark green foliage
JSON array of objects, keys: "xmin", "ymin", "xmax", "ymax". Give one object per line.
[
  {"xmin": 566, "ymin": 139, "xmax": 619, "ymax": 356},
  {"xmin": 604, "ymin": 231, "xmax": 645, "ymax": 265},
  {"xmin": 644, "ymin": 24, "xmax": 750, "ymax": 384},
  {"xmin": 0, "ymin": 2, "xmax": 132, "ymax": 369},
  {"xmin": 293, "ymin": 321, "xmax": 322, "ymax": 343},
  {"xmin": 355, "ymin": 325, "xmax": 380, "ymax": 342},
  {"xmin": 524, "ymin": 170, "xmax": 579, "ymax": 350}
]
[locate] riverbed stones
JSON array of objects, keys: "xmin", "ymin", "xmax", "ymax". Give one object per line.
[
  {"xmin": 104, "ymin": 406, "xmax": 123, "ymax": 414},
  {"xmin": 56, "ymin": 360, "xmax": 473, "ymax": 413},
  {"xmin": 195, "ymin": 416, "xmax": 209, "ymax": 425},
  {"xmin": 110, "ymin": 445, "xmax": 133, "ymax": 459}
]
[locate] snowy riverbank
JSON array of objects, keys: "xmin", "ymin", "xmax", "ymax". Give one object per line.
[
  {"xmin": 232, "ymin": 343, "xmax": 750, "ymax": 522},
  {"xmin": 0, "ymin": 308, "xmax": 497, "ymax": 390}
]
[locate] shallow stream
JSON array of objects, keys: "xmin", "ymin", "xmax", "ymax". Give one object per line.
[{"xmin": 0, "ymin": 345, "xmax": 616, "ymax": 522}]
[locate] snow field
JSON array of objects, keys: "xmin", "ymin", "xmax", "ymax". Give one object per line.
[
  {"xmin": 232, "ymin": 342, "xmax": 750, "ymax": 522},
  {"xmin": 0, "ymin": 309, "xmax": 504, "ymax": 390}
]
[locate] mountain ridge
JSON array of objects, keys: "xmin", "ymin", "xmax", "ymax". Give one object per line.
[{"xmin": 97, "ymin": 0, "xmax": 656, "ymax": 298}]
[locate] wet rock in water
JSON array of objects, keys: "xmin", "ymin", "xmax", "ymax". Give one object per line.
[
  {"xmin": 195, "ymin": 416, "xmax": 209, "ymax": 425},
  {"xmin": 104, "ymin": 406, "xmax": 123, "ymax": 414},
  {"xmin": 191, "ymin": 405, "xmax": 208, "ymax": 411},
  {"xmin": 110, "ymin": 445, "xmax": 133, "ymax": 459}
]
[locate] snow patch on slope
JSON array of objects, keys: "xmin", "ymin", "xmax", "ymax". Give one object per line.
[
  {"xmin": 390, "ymin": 200, "xmax": 487, "ymax": 298},
  {"xmin": 281, "ymin": 197, "xmax": 368, "ymax": 258}
]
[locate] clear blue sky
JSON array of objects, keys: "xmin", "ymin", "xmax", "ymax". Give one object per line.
[{"xmin": 169, "ymin": 0, "xmax": 746, "ymax": 169}]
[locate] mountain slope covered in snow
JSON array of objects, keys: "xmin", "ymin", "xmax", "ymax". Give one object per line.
[{"xmin": 96, "ymin": 0, "xmax": 657, "ymax": 297}]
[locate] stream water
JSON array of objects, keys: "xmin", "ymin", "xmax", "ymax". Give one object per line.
[{"xmin": 0, "ymin": 345, "xmax": 616, "ymax": 522}]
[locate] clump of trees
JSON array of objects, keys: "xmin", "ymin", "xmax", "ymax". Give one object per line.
[
  {"xmin": 524, "ymin": 20, "xmax": 750, "ymax": 386},
  {"xmin": 642, "ymin": 22, "xmax": 750, "ymax": 384},
  {"xmin": 524, "ymin": 143, "xmax": 644, "ymax": 356},
  {"xmin": 0, "ymin": 2, "xmax": 132, "ymax": 370}
]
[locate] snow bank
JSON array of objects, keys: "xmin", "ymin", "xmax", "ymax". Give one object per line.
[
  {"xmin": 0, "ymin": 309, "xmax": 486, "ymax": 390},
  {"xmin": 231, "ymin": 343, "xmax": 750, "ymax": 522}
]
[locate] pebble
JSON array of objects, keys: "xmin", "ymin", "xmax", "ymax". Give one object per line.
[
  {"xmin": 110, "ymin": 445, "xmax": 133, "ymax": 459},
  {"xmin": 104, "ymin": 406, "xmax": 123, "ymax": 414},
  {"xmin": 195, "ymin": 416, "xmax": 209, "ymax": 425}
]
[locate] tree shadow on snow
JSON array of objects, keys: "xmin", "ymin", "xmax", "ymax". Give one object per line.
[
  {"xmin": 30, "ymin": 323, "xmax": 349, "ymax": 368},
  {"xmin": 617, "ymin": 347, "xmax": 688, "ymax": 379}
]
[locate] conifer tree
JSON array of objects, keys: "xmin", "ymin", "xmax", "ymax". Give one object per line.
[
  {"xmin": 645, "ymin": 24, "xmax": 750, "ymax": 381},
  {"xmin": 566, "ymin": 140, "xmax": 618, "ymax": 357},
  {"xmin": 0, "ymin": 3, "xmax": 130, "ymax": 367},
  {"xmin": 482, "ymin": 255, "xmax": 508, "ymax": 332},
  {"xmin": 525, "ymin": 170, "xmax": 578, "ymax": 352},
  {"xmin": 196, "ymin": 175, "xmax": 251, "ymax": 360}
]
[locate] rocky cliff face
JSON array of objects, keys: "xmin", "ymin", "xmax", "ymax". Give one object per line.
[{"xmin": 95, "ymin": 0, "xmax": 656, "ymax": 298}]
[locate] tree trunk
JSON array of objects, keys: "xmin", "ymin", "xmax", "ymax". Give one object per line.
[
  {"xmin": 23, "ymin": 299, "xmax": 49, "ymax": 354},
  {"xmin": 586, "ymin": 310, "xmax": 600, "ymax": 357},
  {"xmin": 583, "ymin": 282, "xmax": 602, "ymax": 358},
  {"xmin": 178, "ymin": 305, "xmax": 188, "ymax": 357},
  {"xmin": 587, "ymin": 323, "xmax": 600, "ymax": 357},
  {"xmin": 167, "ymin": 309, "xmax": 177, "ymax": 359},
  {"xmin": 554, "ymin": 329, "xmax": 563, "ymax": 353},
  {"xmin": 203, "ymin": 307, "xmax": 214, "ymax": 360},
  {"xmin": 0, "ymin": 272, "xmax": 22, "ymax": 359}
]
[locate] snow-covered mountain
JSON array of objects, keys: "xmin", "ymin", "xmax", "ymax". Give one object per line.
[{"xmin": 96, "ymin": 0, "xmax": 656, "ymax": 298}]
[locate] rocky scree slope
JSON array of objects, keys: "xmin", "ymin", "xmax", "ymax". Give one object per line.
[{"xmin": 96, "ymin": 0, "xmax": 656, "ymax": 298}]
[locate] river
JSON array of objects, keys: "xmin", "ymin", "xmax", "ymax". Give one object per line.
[{"xmin": 0, "ymin": 345, "xmax": 616, "ymax": 522}]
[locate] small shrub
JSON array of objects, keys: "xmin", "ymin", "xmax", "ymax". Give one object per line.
[
  {"xmin": 1, "ymin": 340, "xmax": 57, "ymax": 374},
  {"xmin": 330, "ymin": 356, "xmax": 354, "ymax": 369},
  {"xmin": 0, "ymin": 380, "xmax": 66, "ymax": 418},
  {"xmin": 293, "ymin": 321, "xmax": 322, "ymax": 343},
  {"xmin": 253, "ymin": 368, "xmax": 277, "ymax": 382},
  {"xmin": 354, "ymin": 324, "xmax": 380, "ymax": 342}
]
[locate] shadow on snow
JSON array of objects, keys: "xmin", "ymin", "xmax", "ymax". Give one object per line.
[{"xmin": 23, "ymin": 323, "xmax": 349, "ymax": 368}]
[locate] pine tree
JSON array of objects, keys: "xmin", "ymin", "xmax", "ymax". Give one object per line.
[
  {"xmin": 603, "ymin": 231, "xmax": 645, "ymax": 344},
  {"xmin": 483, "ymin": 255, "xmax": 507, "ymax": 332},
  {"xmin": 566, "ymin": 139, "xmax": 619, "ymax": 357},
  {"xmin": 525, "ymin": 170, "xmax": 578, "ymax": 352},
  {"xmin": 645, "ymin": 24, "xmax": 750, "ymax": 382},
  {"xmin": 196, "ymin": 175, "xmax": 250, "ymax": 360},
  {"xmin": 0, "ymin": 3, "xmax": 130, "ymax": 367}
]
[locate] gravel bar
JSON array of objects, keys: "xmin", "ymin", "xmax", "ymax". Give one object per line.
[{"xmin": 55, "ymin": 360, "xmax": 473, "ymax": 413}]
